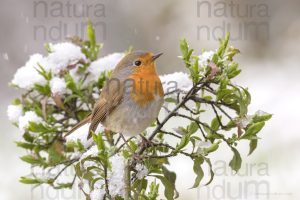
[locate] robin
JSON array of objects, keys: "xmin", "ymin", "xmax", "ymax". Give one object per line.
[{"xmin": 66, "ymin": 51, "xmax": 164, "ymax": 140}]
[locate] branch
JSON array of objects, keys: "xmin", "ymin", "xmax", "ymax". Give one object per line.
[
  {"xmin": 160, "ymin": 130, "xmax": 182, "ymax": 139},
  {"xmin": 136, "ymin": 78, "xmax": 207, "ymax": 156},
  {"xmin": 51, "ymin": 159, "xmax": 77, "ymax": 186},
  {"xmin": 144, "ymin": 143, "xmax": 194, "ymax": 159}
]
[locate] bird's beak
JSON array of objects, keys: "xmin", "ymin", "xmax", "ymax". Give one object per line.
[{"xmin": 151, "ymin": 53, "xmax": 163, "ymax": 62}]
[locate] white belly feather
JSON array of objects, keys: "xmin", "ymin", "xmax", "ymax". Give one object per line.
[{"xmin": 102, "ymin": 95, "xmax": 163, "ymax": 136}]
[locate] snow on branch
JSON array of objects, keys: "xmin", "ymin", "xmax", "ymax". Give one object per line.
[{"xmin": 8, "ymin": 22, "xmax": 271, "ymax": 200}]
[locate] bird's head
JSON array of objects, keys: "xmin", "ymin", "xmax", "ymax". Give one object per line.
[{"xmin": 113, "ymin": 51, "xmax": 163, "ymax": 77}]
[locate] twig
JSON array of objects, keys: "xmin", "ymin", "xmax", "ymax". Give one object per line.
[
  {"xmin": 182, "ymin": 104, "xmax": 201, "ymax": 115},
  {"xmin": 52, "ymin": 159, "xmax": 77, "ymax": 184},
  {"xmin": 145, "ymin": 143, "xmax": 193, "ymax": 159},
  {"xmin": 211, "ymin": 104, "xmax": 225, "ymax": 128},
  {"xmin": 115, "ymin": 135, "xmax": 122, "ymax": 146},
  {"xmin": 173, "ymin": 112, "xmax": 232, "ymax": 147},
  {"xmin": 160, "ymin": 130, "xmax": 182, "ymax": 139},
  {"xmin": 215, "ymin": 104, "xmax": 234, "ymax": 121},
  {"xmin": 104, "ymin": 165, "xmax": 110, "ymax": 196},
  {"xmin": 124, "ymin": 160, "xmax": 131, "ymax": 200},
  {"xmin": 116, "ymin": 136, "xmax": 135, "ymax": 152}
]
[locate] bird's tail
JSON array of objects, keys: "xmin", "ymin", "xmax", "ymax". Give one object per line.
[{"xmin": 64, "ymin": 115, "xmax": 91, "ymax": 138}]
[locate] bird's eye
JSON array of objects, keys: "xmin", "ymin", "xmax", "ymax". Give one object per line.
[{"xmin": 134, "ymin": 60, "xmax": 142, "ymax": 66}]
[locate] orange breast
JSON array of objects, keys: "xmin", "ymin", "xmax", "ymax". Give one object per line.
[{"xmin": 129, "ymin": 73, "xmax": 164, "ymax": 107}]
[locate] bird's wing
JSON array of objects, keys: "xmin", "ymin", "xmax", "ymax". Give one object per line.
[
  {"xmin": 87, "ymin": 79, "xmax": 124, "ymax": 139},
  {"xmin": 64, "ymin": 114, "xmax": 91, "ymax": 138}
]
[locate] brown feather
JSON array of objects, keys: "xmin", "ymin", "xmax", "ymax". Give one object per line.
[{"xmin": 87, "ymin": 78, "xmax": 124, "ymax": 139}]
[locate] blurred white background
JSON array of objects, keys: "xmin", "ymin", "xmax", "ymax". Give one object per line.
[{"xmin": 1, "ymin": 0, "xmax": 300, "ymax": 199}]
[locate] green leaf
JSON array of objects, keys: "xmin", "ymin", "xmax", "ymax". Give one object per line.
[
  {"xmin": 28, "ymin": 122, "xmax": 49, "ymax": 133},
  {"xmin": 148, "ymin": 180, "xmax": 160, "ymax": 200},
  {"xmin": 36, "ymin": 63, "xmax": 52, "ymax": 81},
  {"xmin": 20, "ymin": 155, "xmax": 46, "ymax": 167},
  {"xmin": 204, "ymin": 158, "xmax": 215, "ymax": 185},
  {"xmin": 23, "ymin": 132, "xmax": 34, "ymax": 143},
  {"xmin": 220, "ymin": 76, "xmax": 229, "ymax": 89},
  {"xmin": 227, "ymin": 62, "xmax": 241, "ymax": 79},
  {"xmin": 12, "ymin": 98, "xmax": 22, "ymax": 105},
  {"xmin": 54, "ymin": 182, "xmax": 73, "ymax": 189},
  {"xmin": 76, "ymin": 110, "xmax": 91, "ymax": 121},
  {"xmin": 87, "ymin": 20, "xmax": 100, "ymax": 61},
  {"xmin": 237, "ymin": 99, "xmax": 247, "ymax": 117},
  {"xmin": 92, "ymin": 132, "xmax": 106, "ymax": 151},
  {"xmin": 190, "ymin": 136, "xmax": 201, "ymax": 151},
  {"xmin": 20, "ymin": 177, "xmax": 43, "ymax": 184},
  {"xmin": 252, "ymin": 114, "xmax": 272, "ymax": 123},
  {"xmin": 15, "ymin": 141, "xmax": 35, "ymax": 150},
  {"xmin": 229, "ymin": 86, "xmax": 250, "ymax": 116},
  {"xmin": 76, "ymin": 140, "xmax": 86, "ymax": 152},
  {"xmin": 191, "ymin": 157, "xmax": 204, "ymax": 188},
  {"xmin": 241, "ymin": 122, "xmax": 265, "ymax": 140},
  {"xmin": 165, "ymin": 97, "xmax": 177, "ymax": 103},
  {"xmin": 82, "ymin": 170, "xmax": 95, "ymax": 182},
  {"xmin": 216, "ymin": 89, "xmax": 232, "ymax": 101},
  {"xmin": 122, "ymin": 149, "xmax": 130, "ymax": 159},
  {"xmin": 248, "ymin": 139, "xmax": 258, "ymax": 156},
  {"xmin": 133, "ymin": 179, "xmax": 148, "ymax": 196},
  {"xmin": 153, "ymin": 175, "xmax": 174, "ymax": 200},
  {"xmin": 212, "ymin": 53, "xmax": 219, "ymax": 64},
  {"xmin": 180, "ymin": 38, "xmax": 194, "ymax": 67},
  {"xmin": 229, "ymin": 147, "xmax": 242, "ymax": 172},
  {"xmin": 175, "ymin": 134, "xmax": 190, "ymax": 152},
  {"xmin": 65, "ymin": 73, "xmax": 82, "ymax": 95},
  {"xmin": 162, "ymin": 166, "xmax": 177, "ymax": 187},
  {"xmin": 87, "ymin": 20, "xmax": 96, "ymax": 48},
  {"xmin": 154, "ymin": 166, "xmax": 178, "ymax": 200},
  {"xmin": 74, "ymin": 162, "xmax": 82, "ymax": 177},
  {"xmin": 226, "ymin": 46, "xmax": 240, "ymax": 61},
  {"xmin": 34, "ymin": 84, "xmax": 51, "ymax": 96},
  {"xmin": 180, "ymin": 39, "xmax": 189, "ymax": 58},
  {"xmin": 203, "ymin": 141, "xmax": 220, "ymax": 154},
  {"xmin": 190, "ymin": 57, "xmax": 200, "ymax": 83},
  {"xmin": 217, "ymin": 32, "xmax": 230, "ymax": 57},
  {"xmin": 224, "ymin": 120, "xmax": 236, "ymax": 130},
  {"xmin": 44, "ymin": 43, "xmax": 53, "ymax": 53},
  {"xmin": 202, "ymin": 95, "xmax": 213, "ymax": 101},
  {"xmin": 211, "ymin": 117, "xmax": 220, "ymax": 131},
  {"xmin": 129, "ymin": 140, "xmax": 138, "ymax": 151},
  {"xmin": 203, "ymin": 123, "xmax": 212, "ymax": 135},
  {"xmin": 188, "ymin": 121, "xmax": 198, "ymax": 134},
  {"xmin": 242, "ymin": 88, "xmax": 251, "ymax": 106}
]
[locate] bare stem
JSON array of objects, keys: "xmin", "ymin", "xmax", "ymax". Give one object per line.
[{"xmin": 124, "ymin": 160, "xmax": 131, "ymax": 200}]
